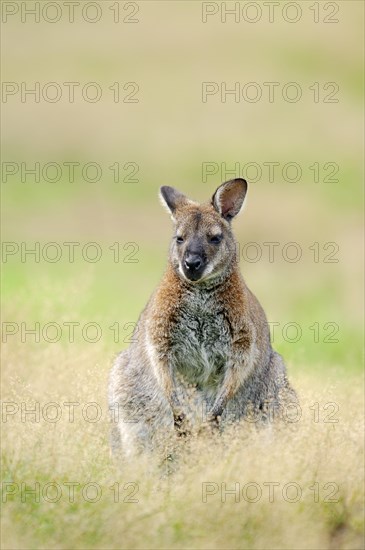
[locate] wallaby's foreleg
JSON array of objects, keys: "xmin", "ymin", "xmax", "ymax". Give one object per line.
[
  {"xmin": 209, "ymin": 344, "xmax": 256, "ymax": 420},
  {"xmin": 154, "ymin": 361, "xmax": 190, "ymax": 435},
  {"xmin": 146, "ymin": 330, "xmax": 188, "ymax": 434},
  {"xmin": 210, "ymin": 368, "xmax": 239, "ymax": 419}
]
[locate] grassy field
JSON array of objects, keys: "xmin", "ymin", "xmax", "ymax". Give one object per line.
[
  {"xmin": 2, "ymin": 353, "xmax": 364, "ymax": 550},
  {"xmin": 1, "ymin": 1, "xmax": 364, "ymax": 548}
]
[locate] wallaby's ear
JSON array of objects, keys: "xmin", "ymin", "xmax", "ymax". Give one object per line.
[
  {"xmin": 212, "ymin": 178, "xmax": 248, "ymax": 221},
  {"xmin": 159, "ymin": 186, "xmax": 190, "ymax": 217}
]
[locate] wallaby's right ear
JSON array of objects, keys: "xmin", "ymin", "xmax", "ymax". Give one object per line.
[
  {"xmin": 159, "ymin": 186, "xmax": 190, "ymax": 218},
  {"xmin": 212, "ymin": 178, "xmax": 248, "ymax": 221}
]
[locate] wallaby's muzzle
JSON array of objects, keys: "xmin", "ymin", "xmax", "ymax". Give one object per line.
[
  {"xmin": 181, "ymin": 237, "xmax": 208, "ymax": 281},
  {"xmin": 183, "ymin": 252, "xmax": 206, "ymax": 281}
]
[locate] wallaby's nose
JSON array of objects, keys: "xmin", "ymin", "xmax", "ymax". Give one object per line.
[{"xmin": 185, "ymin": 254, "xmax": 202, "ymax": 271}]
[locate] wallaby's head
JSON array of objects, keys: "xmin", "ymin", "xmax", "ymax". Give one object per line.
[{"xmin": 160, "ymin": 178, "xmax": 247, "ymax": 284}]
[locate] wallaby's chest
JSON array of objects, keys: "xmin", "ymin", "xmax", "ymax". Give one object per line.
[{"xmin": 170, "ymin": 292, "xmax": 231, "ymax": 387}]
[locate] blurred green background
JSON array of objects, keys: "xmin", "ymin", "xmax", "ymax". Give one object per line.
[
  {"xmin": 1, "ymin": 3, "xmax": 364, "ymax": 549},
  {"xmin": 1, "ymin": 0, "xmax": 364, "ymax": 378}
]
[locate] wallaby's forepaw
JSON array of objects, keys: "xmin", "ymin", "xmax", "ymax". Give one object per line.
[
  {"xmin": 208, "ymin": 413, "xmax": 221, "ymax": 428},
  {"xmin": 199, "ymin": 414, "xmax": 221, "ymax": 436},
  {"xmin": 174, "ymin": 413, "xmax": 191, "ymax": 438}
]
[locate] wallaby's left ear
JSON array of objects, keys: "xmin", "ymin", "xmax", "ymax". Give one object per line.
[{"xmin": 212, "ymin": 178, "xmax": 248, "ymax": 221}]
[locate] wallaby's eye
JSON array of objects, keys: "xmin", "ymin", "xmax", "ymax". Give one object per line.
[
  {"xmin": 209, "ymin": 234, "xmax": 223, "ymax": 244},
  {"xmin": 176, "ymin": 236, "xmax": 184, "ymax": 244}
]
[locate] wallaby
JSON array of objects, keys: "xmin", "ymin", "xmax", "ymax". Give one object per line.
[{"xmin": 109, "ymin": 179, "xmax": 296, "ymax": 457}]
